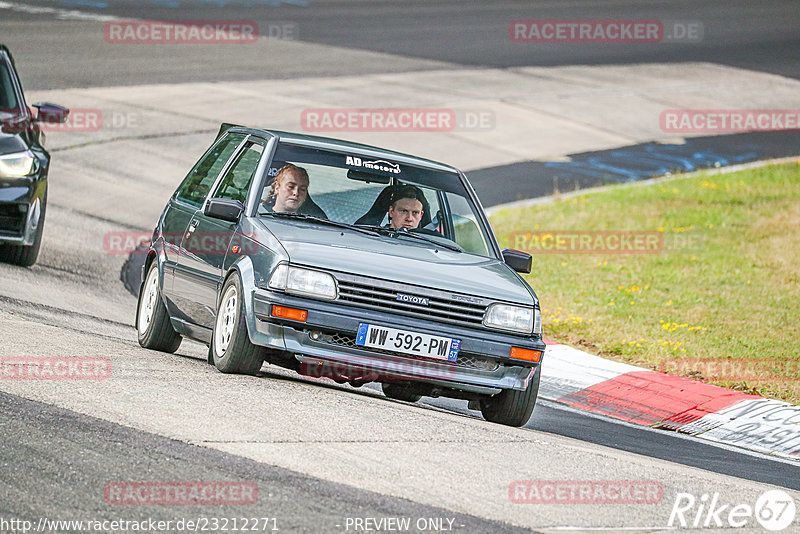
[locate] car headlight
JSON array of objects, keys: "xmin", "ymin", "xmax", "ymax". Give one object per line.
[
  {"xmin": 484, "ymin": 303, "xmax": 534, "ymax": 334},
  {"xmin": 0, "ymin": 150, "xmax": 37, "ymax": 178},
  {"xmin": 268, "ymin": 264, "xmax": 337, "ymax": 300}
]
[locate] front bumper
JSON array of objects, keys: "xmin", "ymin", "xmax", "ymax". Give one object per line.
[
  {"xmin": 249, "ymin": 287, "xmax": 545, "ymax": 395},
  {"xmin": 0, "ymin": 177, "xmax": 42, "ymax": 246}
]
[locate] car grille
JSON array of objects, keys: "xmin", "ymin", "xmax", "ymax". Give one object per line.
[
  {"xmin": 0, "ymin": 204, "xmax": 24, "ymax": 234},
  {"xmin": 322, "ymin": 332, "xmax": 499, "ymax": 372},
  {"xmin": 334, "ymin": 273, "xmax": 489, "ymax": 328}
]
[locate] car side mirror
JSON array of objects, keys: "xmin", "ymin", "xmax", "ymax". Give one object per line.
[
  {"xmin": 204, "ymin": 198, "xmax": 244, "ymax": 223},
  {"xmin": 502, "ymin": 248, "xmax": 532, "ymax": 274},
  {"xmin": 33, "ymin": 102, "xmax": 70, "ymax": 124}
]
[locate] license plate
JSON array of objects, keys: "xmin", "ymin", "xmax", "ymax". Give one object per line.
[{"xmin": 355, "ymin": 323, "xmax": 460, "ymax": 362}]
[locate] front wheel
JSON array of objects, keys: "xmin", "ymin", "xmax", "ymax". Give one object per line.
[
  {"xmin": 211, "ymin": 273, "xmax": 264, "ymax": 375},
  {"xmin": 137, "ymin": 262, "xmax": 182, "ymax": 353},
  {"xmin": 479, "ymin": 366, "xmax": 540, "ymax": 427}
]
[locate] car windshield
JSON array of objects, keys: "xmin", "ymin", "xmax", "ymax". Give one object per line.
[
  {"xmin": 0, "ymin": 62, "xmax": 20, "ymax": 115},
  {"xmin": 257, "ymin": 142, "xmax": 495, "ymax": 258}
]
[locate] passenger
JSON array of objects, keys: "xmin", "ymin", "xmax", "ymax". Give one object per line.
[
  {"xmin": 263, "ymin": 163, "xmax": 309, "ymax": 213},
  {"xmin": 388, "ymin": 185, "xmax": 426, "ymax": 230}
]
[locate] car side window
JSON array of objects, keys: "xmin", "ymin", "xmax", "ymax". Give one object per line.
[
  {"xmin": 212, "ymin": 142, "xmax": 264, "ymax": 203},
  {"xmin": 445, "ymin": 192, "xmax": 491, "ymax": 256},
  {"xmin": 175, "ymin": 133, "xmax": 246, "ymax": 207}
]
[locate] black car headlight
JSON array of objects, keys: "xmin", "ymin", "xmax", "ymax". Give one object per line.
[
  {"xmin": 268, "ymin": 264, "xmax": 338, "ymax": 300},
  {"xmin": 0, "ymin": 150, "xmax": 37, "ymax": 178}
]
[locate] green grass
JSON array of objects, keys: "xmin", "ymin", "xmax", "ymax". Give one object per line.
[{"xmin": 489, "ymin": 161, "xmax": 800, "ymax": 403}]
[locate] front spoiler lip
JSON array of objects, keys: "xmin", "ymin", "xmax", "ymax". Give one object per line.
[
  {"xmin": 289, "ymin": 340, "xmax": 534, "ymax": 395},
  {"xmin": 249, "ymin": 288, "xmax": 543, "ymax": 393},
  {"xmin": 0, "ymin": 171, "xmax": 44, "ymax": 246},
  {"xmin": 0, "ymin": 197, "xmax": 39, "ymax": 246}
]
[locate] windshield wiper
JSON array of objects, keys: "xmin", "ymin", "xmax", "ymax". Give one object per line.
[
  {"xmin": 265, "ymin": 212, "xmax": 380, "ymax": 237},
  {"xmin": 355, "ymin": 224, "xmax": 463, "ymax": 253}
]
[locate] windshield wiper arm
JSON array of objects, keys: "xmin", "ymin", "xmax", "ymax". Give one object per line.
[
  {"xmin": 354, "ymin": 224, "xmax": 463, "ymax": 253},
  {"xmin": 265, "ymin": 212, "xmax": 380, "ymax": 237}
]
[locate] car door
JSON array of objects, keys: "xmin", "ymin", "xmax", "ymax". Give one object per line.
[
  {"xmin": 161, "ymin": 132, "xmax": 247, "ymax": 318},
  {"xmin": 174, "ymin": 138, "xmax": 265, "ymax": 328}
]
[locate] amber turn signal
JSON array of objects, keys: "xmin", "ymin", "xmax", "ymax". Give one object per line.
[
  {"xmin": 510, "ymin": 347, "xmax": 541, "ymax": 362},
  {"xmin": 271, "ymin": 305, "xmax": 308, "ymax": 322}
]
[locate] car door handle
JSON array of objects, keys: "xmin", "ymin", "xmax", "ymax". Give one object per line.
[{"xmin": 188, "ymin": 219, "xmax": 199, "ymax": 232}]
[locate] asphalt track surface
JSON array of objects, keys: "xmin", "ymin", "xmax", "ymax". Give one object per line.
[
  {"xmin": 2, "ymin": 0, "xmax": 799, "ymax": 89},
  {"xmin": 1, "ymin": 1, "xmax": 800, "ymax": 531},
  {"xmin": 0, "ymin": 391, "xmax": 531, "ymax": 533}
]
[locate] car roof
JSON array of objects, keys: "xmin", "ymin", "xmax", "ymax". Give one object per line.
[{"xmin": 221, "ymin": 124, "xmax": 460, "ymax": 174}]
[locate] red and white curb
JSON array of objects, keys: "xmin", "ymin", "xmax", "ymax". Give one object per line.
[{"xmin": 539, "ymin": 339, "xmax": 800, "ymax": 461}]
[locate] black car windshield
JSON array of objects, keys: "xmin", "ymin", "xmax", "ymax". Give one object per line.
[
  {"xmin": 257, "ymin": 142, "xmax": 495, "ymax": 258},
  {"xmin": 0, "ymin": 62, "xmax": 20, "ymax": 114}
]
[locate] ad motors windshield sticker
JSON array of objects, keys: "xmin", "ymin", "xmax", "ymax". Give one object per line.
[{"xmin": 346, "ymin": 156, "xmax": 401, "ymax": 174}]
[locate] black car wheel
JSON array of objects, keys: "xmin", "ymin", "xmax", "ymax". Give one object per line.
[
  {"xmin": 381, "ymin": 382, "xmax": 422, "ymax": 403},
  {"xmin": 479, "ymin": 366, "xmax": 540, "ymax": 427},
  {"xmin": 211, "ymin": 273, "xmax": 264, "ymax": 375},
  {"xmin": 136, "ymin": 261, "xmax": 182, "ymax": 353},
  {"xmin": 0, "ymin": 189, "xmax": 46, "ymax": 267}
]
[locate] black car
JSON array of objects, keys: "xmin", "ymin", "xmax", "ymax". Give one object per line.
[
  {"xmin": 0, "ymin": 44, "xmax": 68, "ymax": 266},
  {"xmin": 137, "ymin": 125, "xmax": 546, "ymax": 427}
]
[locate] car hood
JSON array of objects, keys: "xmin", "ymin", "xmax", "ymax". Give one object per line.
[{"xmin": 254, "ymin": 218, "xmax": 535, "ymax": 305}]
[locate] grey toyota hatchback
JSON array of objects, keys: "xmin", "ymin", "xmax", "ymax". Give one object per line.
[{"xmin": 137, "ymin": 125, "xmax": 545, "ymax": 426}]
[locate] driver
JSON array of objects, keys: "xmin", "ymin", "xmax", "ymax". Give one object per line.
[
  {"xmin": 263, "ymin": 164, "xmax": 309, "ymax": 213},
  {"xmin": 388, "ymin": 185, "xmax": 426, "ymax": 230}
]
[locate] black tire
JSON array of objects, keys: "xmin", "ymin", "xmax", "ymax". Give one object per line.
[
  {"xmin": 136, "ymin": 262, "xmax": 182, "ymax": 353},
  {"xmin": 1, "ymin": 190, "xmax": 46, "ymax": 267},
  {"xmin": 211, "ymin": 273, "xmax": 263, "ymax": 375},
  {"xmin": 479, "ymin": 366, "xmax": 540, "ymax": 427},
  {"xmin": 381, "ymin": 382, "xmax": 422, "ymax": 403}
]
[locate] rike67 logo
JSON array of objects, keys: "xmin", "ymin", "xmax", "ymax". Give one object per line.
[{"xmin": 669, "ymin": 490, "xmax": 796, "ymax": 531}]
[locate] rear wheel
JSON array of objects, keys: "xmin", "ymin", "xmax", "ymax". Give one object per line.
[
  {"xmin": 211, "ymin": 273, "xmax": 264, "ymax": 375},
  {"xmin": 137, "ymin": 262, "xmax": 182, "ymax": 353},
  {"xmin": 479, "ymin": 367, "xmax": 540, "ymax": 427},
  {"xmin": 381, "ymin": 382, "xmax": 422, "ymax": 403}
]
